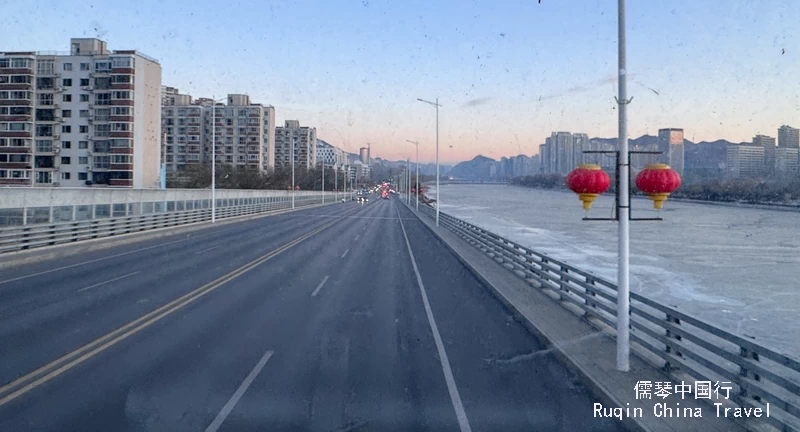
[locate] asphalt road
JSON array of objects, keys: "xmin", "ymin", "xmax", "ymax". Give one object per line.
[{"xmin": 0, "ymin": 196, "xmax": 622, "ymax": 431}]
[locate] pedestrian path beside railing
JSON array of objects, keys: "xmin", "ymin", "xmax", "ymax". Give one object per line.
[{"xmin": 414, "ymin": 202, "xmax": 800, "ymax": 432}]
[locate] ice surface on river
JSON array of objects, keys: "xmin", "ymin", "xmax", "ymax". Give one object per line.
[{"xmin": 428, "ymin": 185, "xmax": 800, "ymax": 359}]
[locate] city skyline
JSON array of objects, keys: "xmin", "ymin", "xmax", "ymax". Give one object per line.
[{"xmin": 3, "ymin": 0, "xmax": 799, "ymax": 164}]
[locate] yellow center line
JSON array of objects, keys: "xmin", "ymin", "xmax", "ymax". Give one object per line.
[{"xmin": 0, "ymin": 207, "xmax": 358, "ymax": 407}]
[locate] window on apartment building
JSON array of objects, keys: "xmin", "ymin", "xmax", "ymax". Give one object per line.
[
  {"xmin": 38, "ymin": 93, "xmax": 54, "ymax": 105},
  {"xmin": 94, "ymin": 124, "xmax": 110, "ymax": 136},
  {"xmin": 237, "ymin": 146, "xmax": 245, "ymax": 153},
  {"xmin": 111, "ymin": 57, "xmax": 133, "ymax": 68},
  {"xmin": 62, "ymin": 94, "xmax": 72, "ymax": 102},
  {"xmin": 36, "ymin": 77, "xmax": 54, "ymax": 89},
  {"xmin": 94, "ymin": 156, "xmax": 110, "ymax": 168},
  {"xmin": 111, "ymin": 75, "xmax": 131, "ymax": 83},
  {"xmin": 79, "ymin": 110, "xmax": 89, "ymax": 118},
  {"xmin": 80, "ymin": 94, "xmax": 89, "ymax": 102},
  {"xmin": 36, "ymin": 59, "xmax": 55, "ymax": 75},
  {"xmin": 111, "ymin": 91, "xmax": 130, "ymax": 99},
  {"xmin": 225, "ymin": 146, "xmax": 233, "ymax": 153},
  {"xmin": 61, "ymin": 125, "xmax": 71, "ymax": 133},
  {"xmin": 61, "ymin": 172, "xmax": 71, "ymax": 180},
  {"xmin": 166, "ymin": 146, "xmax": 173, "ymax": 153},
  {"xmin": 95, "ymin": 93, "xmax": 111, "ymax": 105},
  {"xmin": 112, "ymin": 107, "xmax": 130, "ymax": 116},
  {"xmin": 95, "ymin": 62, "xmax": 111, "ymax": 72},
  {"xmin": 62, "ymin": 141, "xmax": 71, "ymax": 149},
  {"xmin": 226, "ymin": 119, "xmax": 233, "ymax": 126},
  {"xmin": 63, "ymin": 63, "xmax": 72, "ymax": 71},
  {"xmin": 80, "ymin": 78, "xmax": 89, "ymax": 87},
  {"xmin": 61, "ymin": 157, "xmax": 71, "ymax": 165},
  {"xmin": 79, "ymin": 126, "xmax": 88, "ymax": 133},
  {"xmin": 225, "ymin": 156, "xmax": 233, "ymax": 163},
  {"xmin": 63, "ymin": 78, "xmax": 72, "ymax": 87},
  {"xmin": 166, "ymin": 155, "xmax": 174, "ymax": 163},
  {"xmin": 78, "ymin": 172, "xmax": 87, "ymax": 180},
  {"xmin": 80, "ymin": 63, "xmax": 90, "ymax": 71},
  {"xmin": 177, "ymin": 146, "xmax": 186, "ymax": 153},
  {"xmin": 35, "ymin": 125, "xmax": 53, "ymax": 137},
  {"xmin": 79, "ymin": 156, "xmax": 88, "ymax": 165},
  {"xmin": 78, "ymin": 141, "xmax": 88, "ymax": 149},
  {"xmin": 62, "ymin": 110, "xmax": 72, "ymax": 118}
]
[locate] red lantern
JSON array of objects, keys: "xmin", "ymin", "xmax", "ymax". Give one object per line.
[
  {"xmin": 411, "ymin": 188, "xmax": 416, "ymax": 193},
  {"xmin": 566, "ymin": 164, "xmax": 611, "ymax": 210},
  {"xmin": 295, "ymin": 185, "xmax": 300, "ymax": 190},
  {"xmin": 287, "ymin": 186, "xmax": 291, "ymax": 191},
  {"xmin": 635, "ymin": 164, "xmax": 681, "ymax": 209}
]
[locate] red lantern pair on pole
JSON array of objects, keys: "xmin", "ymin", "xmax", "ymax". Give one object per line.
[{"xmin": 567, "ymin": 163, "xmax": 680, "ymax": 210}]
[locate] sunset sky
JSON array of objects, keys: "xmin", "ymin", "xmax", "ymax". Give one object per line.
[{"xmin": 3, "ymin": 0, "xmax": 799, "ymax": 164}]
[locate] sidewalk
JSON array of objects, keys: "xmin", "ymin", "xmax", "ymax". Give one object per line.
[{"xmin": 403, "ymin": 202, "xmax": 751, "ymax": 432}]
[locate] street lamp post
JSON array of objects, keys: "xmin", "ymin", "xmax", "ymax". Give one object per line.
[
  {"xmin": 616, "ymin": 0, "xmax": 631, "ymax": 372},
  {"xmin": 210, "ymin": 96, "xmax": 226, "ymax": 224},
  {"xmin": 291, "ymin": 136, "xmax": 295, "ymax": 209},
  {"xmin": 405, "ymin": 140, "xmax": 419, "ymax": 211},
  {"xmin": 407, "ymin": 158, "xmax": 411, "ymax": 205},
  {"xmin": 321, "ymin": 161, "xmax": 325, "ymax": 204},
  {"xmin": 417, "ymin": 97, "xmax": 441, "ymax": 226}
]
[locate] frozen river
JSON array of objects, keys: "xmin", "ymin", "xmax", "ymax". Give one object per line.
[{"xmin": 427, "ymin": 184, "xmax": 800, "ymax": 359}]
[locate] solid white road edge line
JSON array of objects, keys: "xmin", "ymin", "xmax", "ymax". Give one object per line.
[{"xmin": 395, "ymin": 204, "xmax": 473, "ymax": 432}]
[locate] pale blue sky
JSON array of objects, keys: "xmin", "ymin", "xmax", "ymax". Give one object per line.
[{"xmin": 3, "ymin": 0, "xmax": 798, "ymax": 163}]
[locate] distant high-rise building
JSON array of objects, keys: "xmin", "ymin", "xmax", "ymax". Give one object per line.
[
  {"xmin": 778, "ymin": 125, "xmax": 799, "ymax": 148},
  {"xmin": 685, "ymin": 141, "xmax": 727, "ymax": 179},
  {"xmin": 754, "ymin": 135, "xmax": 777, "ymax": 176},
  {"xmin": 275, "ymin": 120, "xmax": 316, "ymax": 169},
  {"xmin": 726, "ymin": 144, "xmax": 765, "ymax": 178},
  {"xmin": 572, "ymin": 133, "xmax": 588, "ymax": 168},
  {"xmin": 359, "ymin": 146, "xmax": 370, "ymax": 165},
  {"xmin": 774, "ymin": 147, "xmax": 800, "ymax": 176},
  {"xmin": 538, "ymin": 143, "xmax": 548, "ymax": 173},
  {"xmin": 753, "ymin": 134, "xmax": 776, "ymax": 147},
  {"xmin": 658, "ymin": 128, "xmax": 684, "ymax": 174},
  {"xmin": 552, "ymin": 132, "xmax": 573, "ymax": 175}
]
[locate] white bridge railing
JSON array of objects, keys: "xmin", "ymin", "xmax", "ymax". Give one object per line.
[
  {"xmin": 0, "ymin": 188, "xmax": 347, "ymax": 254},
  {"xmin": 415, "ymin": 202, "xmax": 800, "ymax": 432}
]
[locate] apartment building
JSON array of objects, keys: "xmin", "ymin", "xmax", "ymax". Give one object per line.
[
  {"xmin": 316, "ymin": 139, "xmax": 345, "ymax": 168},
  {"xmin": 161, "ymin": 91, "xmax": 276, "ymax": 172},
  {"xmin": 0, "ymin": 38, "xmax": 161, "ymax": 188},
  {"xmin": 658, "ymin": 128, "xmax": 684, "ymax": 175},
  {"xmin": 275, "ymin": 120, "xmax": 317, "ymax": 169},
  {"xmin": 778, "ymin": 125, "xmax": 799, "ymax": 148},
  {"xmin": 726, "ymin": 144, "xmax": 765, "ymax": 178}
]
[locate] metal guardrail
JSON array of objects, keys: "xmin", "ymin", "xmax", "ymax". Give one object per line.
[
  {"xmin": 416, "ymin": 203, "xmax": 800, "ymax": 432},
  {"xmin": 0, "ymin": 191, "xmax": 347, "ymax": 254}
]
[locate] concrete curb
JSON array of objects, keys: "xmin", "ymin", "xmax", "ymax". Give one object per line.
[{"xmin": 0, "ymin": 202, "xmax": 335, "ymax": 270}]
